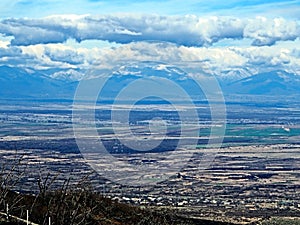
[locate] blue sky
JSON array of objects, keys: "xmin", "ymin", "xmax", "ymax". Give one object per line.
[
  {"xmin": 0, "ymin": 0, "xmax": 299, "ymax": 18},
  {"xmin": 0, "ymin": 0, "xmax": 299, "ymax": 78}
]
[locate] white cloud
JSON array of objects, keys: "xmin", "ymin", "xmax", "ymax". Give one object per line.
[
  {"xmin": 244, "ymin": 17, "xmax": 300, "ymax": 46},
  {"xmin": 0, "ymin": 40, "xmax": 9, "ymax": 48},
  {"xmin": 0, "ymin": 41, "xmax": 293, "ymax": 72},
  {"xmin": 60, "ymin": 41, "xmax": 299, "ymax": 76},
  {"xmin": 0, "ymin": 15, "xmax": 298, "ymax": 47},
  {"xmin": 0, "ymin": 29, "xmax": 299, "ymax": 77},
  {"xmin": 0, "ymin": 18, "xmax": 67, "ymax": 45},
  {"xmin": 0, "ymin": 46, "xmax": 22, "ymax": 57},
  {"xmin": 44, "ymin": 46, "xmax": 85, "ymax": 65}
]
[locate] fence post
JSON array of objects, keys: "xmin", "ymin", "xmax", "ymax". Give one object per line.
[
  {"xmin": 6, "ymin": 204, "xmax": 9, "ymax": 220},
  {"xmin": 27, "ymin": 209, "xmax": 29, "ymax": 225}
]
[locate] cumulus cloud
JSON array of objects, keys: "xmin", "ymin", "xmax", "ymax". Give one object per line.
[
  {"xmin": 1, "ymin": 36, "xmax": 299, "ymax": 77},
  {"xmin": 0, "ymin": 46, "xmax": 22, "ymax": 57},
  {"xmin": 44, "ymin": 47, "xmax": 85, "ymax": 65},
  {"xmin": 232, "ymin": 45, "xmax": 291, "ymax": 66},
  {"xmin": 0, "ymin": 15, "xmax": 298, "ymax": 47},
  {"xmin": 0, "ymin": 44, "xmax": 41, "ymax": 67},
  {"xmin": 72, "ymin": 41, "xmax": 300, "ymax": 76},
  {"xmin": 0, "ymin": 18, "xmax": 67, "ymax": 45},
  {"xmin": 244, "ymin": 17, "xmax": 300, "ymax": 46}
]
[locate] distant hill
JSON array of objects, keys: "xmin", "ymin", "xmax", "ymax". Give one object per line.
[{"xmin": 1, "ymin": 188, "xmax": 234, "ymax": 225}]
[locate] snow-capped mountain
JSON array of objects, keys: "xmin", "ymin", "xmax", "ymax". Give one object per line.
[
  {"xmin": 218, "ymin": 68, "xmax": 252, "ymax": 83},
  {"xmin": 1, "ymin": 63, "xmax": 300, "ymax": 100},
  {"xmin": 99, "ymin": 62, "xmax": 204, "ymax": 100},
  {"xmin": 223, "ymin": 70, "xmax": 300, "ymax": 95},
  {"xmin": 50, "ymin": 69, "xmax": 85, "ymax": 81},
  {"xmin": 0, "ymin": 66, "xmax": 76, "ymax": 99},
  {"xmin": 113, "ymin": 62, "xmax": 187, "ymax": 80}
]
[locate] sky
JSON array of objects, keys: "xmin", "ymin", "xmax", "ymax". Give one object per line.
[{"xmin": 0, "ymin": 0, "xmax": 299, "ymax": 78}]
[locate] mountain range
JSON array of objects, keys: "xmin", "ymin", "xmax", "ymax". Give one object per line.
[
  {"xmin": 221, "ymin": 70, "xmax": 300, "ymax": 96},
  {"xmin": 0, "ymin": 65, "xmax": 76, "ymax": 99},
  {"xmin": 0, "ymin": 64, "xmax": 299, "ymax": 100}
]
